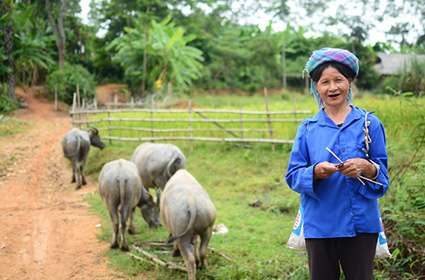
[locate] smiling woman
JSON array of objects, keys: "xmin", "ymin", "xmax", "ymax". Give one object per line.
[{"xmin": 285, "ymin": 48, "xmax": 390, "ymax": 280}]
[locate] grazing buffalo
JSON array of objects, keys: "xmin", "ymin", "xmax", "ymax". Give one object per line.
[
  {"xmin": 98, "ymin": 159, "xmax": 160, "ymax": 251},
  {"xmin": 160, "ymin": 169, "xmax": 216, "ymax": 280},
  {"xmin": 131, "ymin": 143, "xmax": 186, "ymax": 204},
  {"xmin": 62, "ymin": 127, "xmax": 105, "ymax": 189}
]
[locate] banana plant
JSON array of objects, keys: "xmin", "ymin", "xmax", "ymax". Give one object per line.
[{"xmin": 108, "ymin": 15, "xmax": 204, "ymax": 95}]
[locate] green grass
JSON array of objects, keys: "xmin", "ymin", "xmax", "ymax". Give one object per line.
[{"xmin": 84, "ymin": 92, "xmax": 425, "ymax": 279}]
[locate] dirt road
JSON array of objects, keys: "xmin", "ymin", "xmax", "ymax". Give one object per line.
[{"xmin": 0, "ymin": 89, "xmax": 124, "ymax": 279}]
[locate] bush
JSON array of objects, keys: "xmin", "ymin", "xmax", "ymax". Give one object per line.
[
  {"xmin": 46, "ymin": 63, "xmax": 96, "ymax": 105},
  {"xmin": 0, "ymin": 84, "xmax": 19, "ymax": 113},
  {"xmin": 0, "ymin": 95, "xmax": 19, "ymax": 113}
]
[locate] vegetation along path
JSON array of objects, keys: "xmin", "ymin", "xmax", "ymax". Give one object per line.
[{"xmin": 0, "ymin": 89, "xmax": 125, "ymax": 280}]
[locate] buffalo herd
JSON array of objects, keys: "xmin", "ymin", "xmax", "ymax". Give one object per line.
[{"xmin": 62, "ymin": 128, "xmax": 216, "ymax": 280}]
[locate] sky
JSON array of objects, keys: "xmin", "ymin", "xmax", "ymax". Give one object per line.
[{"xmin": 78, "ymin": 0, "xmax": 421, "ymax": 46}]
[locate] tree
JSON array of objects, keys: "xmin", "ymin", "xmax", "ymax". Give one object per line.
[
  {"xmin": 45, "ymin": 0, "xmax": 67, "ymax": 69},
  {"xmin": 1, "ymin": 0, "xmax": 17, "ymax": 101},
  {"xmin": 108, "ymin": 16, "xmax": 204, "ymax": 95}
]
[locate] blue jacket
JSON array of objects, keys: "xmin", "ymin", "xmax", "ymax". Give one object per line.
[{"xmin": 285, "ymin": 106, "xmax": 389, "ymax": 238}]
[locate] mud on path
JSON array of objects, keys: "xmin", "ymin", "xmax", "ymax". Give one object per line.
[{"xmin": 0, "ymin": 89, "xmax": 127, "ymax": 280}]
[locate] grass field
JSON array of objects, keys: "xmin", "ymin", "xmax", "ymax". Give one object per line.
[{"xmin": 83, "ymin": 92, "xmax": 425, "ymax": 280}]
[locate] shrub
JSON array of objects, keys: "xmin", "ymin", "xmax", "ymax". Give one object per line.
[
  {"xmin": 46, "ymin": 63, "xmax": 96, "ymax": 105},
  {"xmin": 0, "ymin": 95, "xmax": 19, "ymax": 113}
]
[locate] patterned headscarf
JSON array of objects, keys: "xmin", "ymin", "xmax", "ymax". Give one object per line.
[{"xmin": 304, "ymin": 48, "xmax": 359, "ymax": 106}]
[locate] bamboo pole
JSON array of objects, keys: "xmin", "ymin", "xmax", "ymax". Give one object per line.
[
  {"xmin": 107, "ymin": 110, "xmax": 112, "ymax": 144},
  {"xmin": 239, "ymin": 107, "xmax": 244, "ymax": 140},
  {"xmin": 188, "ymin": 100, "xmax": 193, "ymax": 151},
  {"xmin": 150, "ymin": 99, "xmax": 154, "ymax": 141},
  {"xmin": 264, "ymin": 88, "xmax": 275, "ymax": 151},
  {"xmin": 84, "ymin": 107, "xmax": 311, "ymax": 115},
  {"xmin": 76, "ymin": 84, "xmax": 80, "ymax": 109},
  {"xmin": 103, "ymin": 135, "xmax": 294, "ymax": 144},
  {"xmin": 54, "ymin": 86, "xmax": 58, "ymax": 111},
  {"xmin": 72, "ymin": 117, "xmax": 304, "ymax": 124}
]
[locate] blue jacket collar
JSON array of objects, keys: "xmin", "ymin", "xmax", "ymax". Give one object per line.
[{"xmin": 311, "ymin": 105, "xmax": 363, "ymax": 128}]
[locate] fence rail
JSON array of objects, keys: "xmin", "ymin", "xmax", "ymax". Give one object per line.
[{"xmin": 70, "ymin": 94, "xmax": 311, "ymax": 145}]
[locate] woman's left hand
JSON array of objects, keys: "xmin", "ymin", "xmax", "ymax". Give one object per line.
[{"xmin": 337, "ymin": 158, "xmax": 376, "ymax": 178}]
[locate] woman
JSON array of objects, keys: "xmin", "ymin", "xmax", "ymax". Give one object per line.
[{"xmin": 285, "ymin": 48, "xmax": 389, "ymax": 280}]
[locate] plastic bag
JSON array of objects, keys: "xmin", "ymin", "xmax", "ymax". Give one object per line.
[{"xmin": 287, "ymin": 206, "xmax": 391, "ymax": 258}]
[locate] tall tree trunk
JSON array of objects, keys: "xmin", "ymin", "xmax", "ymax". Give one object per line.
[
  {"xmin": 46, "ymin": 0, "xmax": 67, "ymax": 69},
  {"xmin": 2, "ymin": 1, "xmax": 16, "ymax": 101}
]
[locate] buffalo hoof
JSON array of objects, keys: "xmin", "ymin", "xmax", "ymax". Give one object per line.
[
  {"xmin": 82, "ymin": 181, "xmax": 87, "ymax": 186},
  {"xmin": 128, "ymin": 226, "xmax": 139, "ymax": 235},
  {"xmin": 172, "ymin": 248, "xmax": 181, "ymax": 257},
  {"xmin": 120, "ymin": 244, "xmax": 129, "ymax": 252},
  {"xmin": 75, "ymin": 185, "xmax": 82, "ymax": 190},
  {"xmin": 110, "ymin": 242, "xmax": 119, "ymax": 249},
  {"xmin": 71, "ymin": 178, "xmax": 75, "ymax": 183}
]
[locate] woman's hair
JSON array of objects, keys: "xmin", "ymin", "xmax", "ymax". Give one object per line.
[{"xmin": 309, "ymin": 61, "xmax": 356, "ymax": 82}]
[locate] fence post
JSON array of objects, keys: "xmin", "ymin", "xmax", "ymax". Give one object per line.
[
  {"xmin": 264, "ymin": 87, "xmax": 275, "ymax": 151},
  {"xmin": 114, "ymin": 94, "xmax": 118, "ymax": 109},
  {"xmin": 54, "ymin": 86, "xmax": 58, "ymax": 111},
  {"xmin": 239, "ymin": 107, "xmax": 244, "ymax": 140},
  {"xmin": 150, "ymin": 99, "xmax": 154, "ymax": 141},
  {"xmin": 107, "ymin": 110, "xmax": 112, "ymax": 144},
  {"xmin": 188, "ymin": 100, "xmax": 193, "ymax": 150},
  {"xmin": 76, "ymin": 84, "xmax": 80, "ymax": 109}
]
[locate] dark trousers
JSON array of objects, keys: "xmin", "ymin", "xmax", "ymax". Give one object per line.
[{"xmin": 305, "ymin": 233, "xmax": 378, "ymax": 280}]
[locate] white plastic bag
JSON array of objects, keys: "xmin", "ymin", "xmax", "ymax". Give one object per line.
[
  {"xmin": 287, "ymin": 206, "xmax": 391, "ymax": 258},
  {"xmin": 287, "ymin": 206, "xmax": 306, "ymax": 250}
]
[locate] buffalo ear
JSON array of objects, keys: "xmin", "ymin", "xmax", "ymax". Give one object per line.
[{"xmin": 89, "ymin": 127, "xmax": 99, "ymax": 135}]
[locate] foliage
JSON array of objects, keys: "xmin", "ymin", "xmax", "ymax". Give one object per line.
[
  {"xmin": 108, "ymin": 16, "xmax": 204, "ymax": 95},
  {"xmin": 46, "ymin": 63, "xmax": 95, "ymax": 104},
  {"xmin": 358, "ymin": 96, "xmax": 425, "ymax": 279},
  {"xmin": 381, "ymin": 60, "xmax": 425, "ymax": 96},
  {"xmin": 0, "ymin": 94, "xmax": 18, "ymax": 113}
]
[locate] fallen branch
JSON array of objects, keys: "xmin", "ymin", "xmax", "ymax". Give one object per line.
[
  {"xmin": 131, "ymin": 245, "xmax": 187, "ymax": 272},
  {"xmin": 209, "ymin": 247, "xmax": 234, "ymax": 262},
  {"xmin": 142, "ymin": 241, "xmax": 173, "ymax": 248}
]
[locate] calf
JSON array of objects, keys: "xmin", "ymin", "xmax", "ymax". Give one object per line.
[
  {"xmin": 160, "ymin": 169, "xmax": 216, "ymax": 280},
  {"xmin": 62, "ymin": 127, "xmax": 105, "ymax": 189},
  {"xmin": 98, "ymin": 159, "xmax": 159, "ymax": 251}
]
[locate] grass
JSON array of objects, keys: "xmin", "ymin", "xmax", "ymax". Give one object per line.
[
  {"xmin": 84, "ymin": 92, "xmax": 425, "ymax": 279},
  {"xmin": 0, "ymin": 116, "xmax": 27, "ymax": 137}
]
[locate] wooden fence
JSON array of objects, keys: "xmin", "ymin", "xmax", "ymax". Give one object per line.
[{"xmin": 70, "ymin": 94, "xmax": 311, "ymax": 145}]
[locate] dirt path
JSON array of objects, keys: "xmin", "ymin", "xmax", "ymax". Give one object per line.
[{"xmin": 0, "ymin": 90, "xmax": 126, "ymax": 280}]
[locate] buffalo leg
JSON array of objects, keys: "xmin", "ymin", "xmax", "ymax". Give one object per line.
[
  {"xmin": 178, "ymin": 235, "xmax": 196, "ymax": 280},
  {"xmin": 80, "ymin": 165, "xmax": 87, "ymax": 185},
  {"xmin": 74, "ymin": 162, "xmax": 82, "ymax": 189},
  {"xmin": 128, "ymin": 208, "xmax": 138, "ymax": 235},
  {"xmin": 107, "ymin": 202, "xmax": 119, "ymax": 249},
  {"xmin": 199, "ymin": 226, "xmax": 213, "ymax": 268}
]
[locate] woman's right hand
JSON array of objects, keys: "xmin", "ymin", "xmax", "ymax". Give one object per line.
[{"xmin": 314, "ymin": 161, "xmax": 338, "ymax": 179}]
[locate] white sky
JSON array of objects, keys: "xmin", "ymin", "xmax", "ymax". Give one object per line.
[{"xmin": 78, "ymin": 0, "xmax": 421, "ymax": 46}]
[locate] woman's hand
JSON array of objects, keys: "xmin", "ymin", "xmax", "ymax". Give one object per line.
[
  {"xmin": 314, "ymin": 161, "xmax": 338, "ymax": 179},
  {"xmin": 337, "ymin": 158, "xmax": 377, "ymax": 178}
]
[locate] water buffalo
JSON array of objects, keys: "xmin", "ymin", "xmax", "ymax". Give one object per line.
[
  {"xmin": 160, "ymin": 169, "xmax": 216, "ymax": 280},
  {"xmin": 62, "ymin": 127, "xmax": 105, "ymax": 189},
  {"xmin": 98, "ymin": 159, "xmax": 160, "ymax": 251},
  {"xmin": 131, "ymin": 143, "xmax": 186, "ymax": 204}
]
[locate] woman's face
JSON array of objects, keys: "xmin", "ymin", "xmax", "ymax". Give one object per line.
[{"xmin": 316, "ymin": 66, "xmax": 350, "ymax": 109}]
